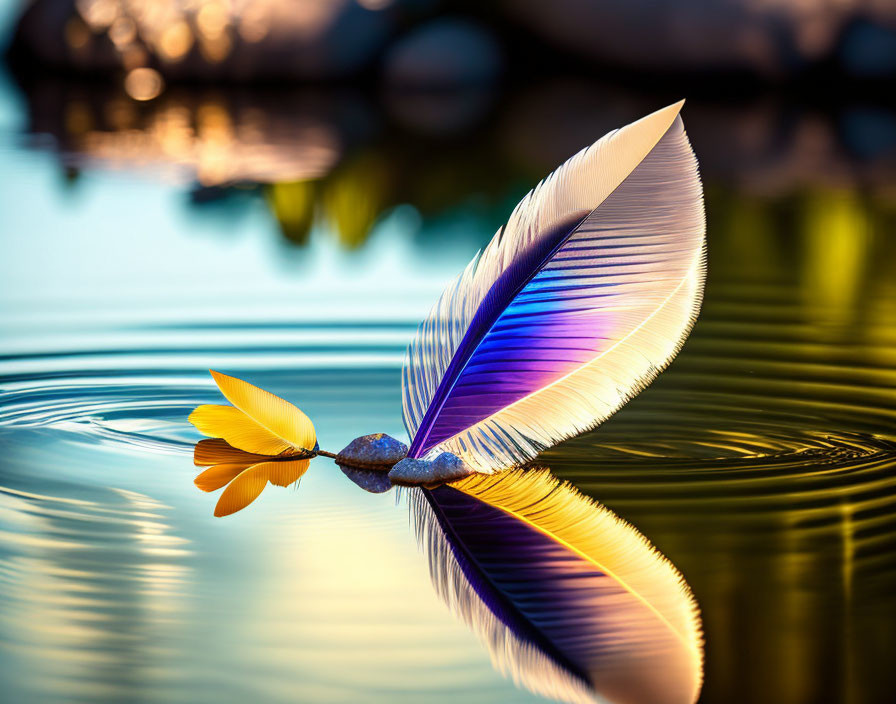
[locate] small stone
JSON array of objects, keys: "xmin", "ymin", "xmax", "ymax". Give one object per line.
[
  {"xmin": 337, "ymin": 433, "xmax": 408, "ymax": 469},
  {"xmin": 340, "ymin": 467, "xmax": 394, "ymax": 494},
  {"xmin": 387, "ymin": 458, "xmax": 435, "ymax": 486},
  {"xmin": 429, "ymin": 452, "xmax": 475, "ymax": 483},
  {"xmin": 387, "ymin": 452, "xmax": 474, "ymax": 487}
]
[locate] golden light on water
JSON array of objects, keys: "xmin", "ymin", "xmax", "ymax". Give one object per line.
[
  {"xmin": 158, "ymin": 20, "xmax": 194, "ymax": 61},
  {"xmin": 323, "ymin": 154, "xmax": 389, "ymax": 249},
  {"xmin": 64, "ymin": 102, "xmax": 93, "ymax": 136},
  {"xmin": 60, "ymin": 93, "xmax": 341, "ymax": 186},
  {"xmin": 108, "ymin": 16, "xmax": 137, "ymax": 48},
  {"xmin": 76, "ymin": 0, "xmax": 118, "ymax": 29},
  {"xmin": 197, "ymin": 1, "xmax": 230, "ymax": 38},
  {"xmin": 124, "ymin": 68, "xmax": 165, "ymax": 102},
  {"xmin": 356, "ymin": 0, "xmax": 394, "ymax": 9},
  {"xmin": 238, "ymin": 3, "xmax": 271, "ymax": 42},
  {"xmin": 63, "ymin": 0, "xmax": 356, "ymax": 71},
  {"xmin": 121, "ymin": 44, "xmax": 150, "ymax": 70},
  {"xmin": 199, "ymin": 31, "xmax": 233, "ymax": 63},
  {"xmin": 801, "ymin": 189, "xmax": 872, "ymax": 328}
]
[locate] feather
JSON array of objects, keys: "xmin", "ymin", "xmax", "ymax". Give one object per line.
[
  {"xmin": 410, "ymin": 468, "xmax": 703, "ymax": 704},
  {"xmin": 189, "ymin": 404, "xmax": 291, "ymax": 456},
  {"xmin": 193, "ymin": 438, "xmax": 277, "ymax": 467},
  {"xmin": 266, "ymin": 459, "xmax": 311, "ymax": 487},
  {"xmin": 214, "ymin": 463, "xmax": 270, "ymax": 517},
  {"xmin": 195, "ymin": 463, "xmax": 251, "ymax": 492},
  {"xmin": 402, "ymin": 102, "xmax": 706, "ymax": 471},
  {"xmin": 211, "ymin": 460, "xmax": 311, "ymax": 516},
  {"xmin": 188, "ymin": 371, "xmax": 316, "ymax": 456}
]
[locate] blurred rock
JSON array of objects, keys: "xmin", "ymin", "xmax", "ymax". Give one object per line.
[
  {"xmin": 384, "ymin": 86, "xmax": 494, "ymax": 135},
  {"xmin": 11, "ymin": 0, "xmax": 394, "ymax": 80},
  {"xmin": 337, "ymin": 432, "xmax": 408, "ymax": 468},
  {"xmin": 838, "ymin": 18, "xmax": 896, "ymax": 79},
  {"xmin": 383, "ymin": 18, "xmax": 502, "ymax": 87}
]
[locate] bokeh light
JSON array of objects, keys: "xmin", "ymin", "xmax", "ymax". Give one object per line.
[{"xmin": 124, "ymin": 67, "xmax": 165, "ymax": 101}]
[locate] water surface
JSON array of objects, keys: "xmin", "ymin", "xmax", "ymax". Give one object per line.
[{"xmin": 2, "ymin": 51, "xmax": 896, "ymax": 704}]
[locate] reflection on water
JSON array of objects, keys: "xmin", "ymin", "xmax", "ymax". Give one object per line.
[
  {"xmin": 0, "ymin": 438, "xmax": 191, "ymax": 702},
  {"xmin": 1, "ymin": 59, "xmax": 896, "ymax": 704},
  {"xmin": 542, "ymin": 185, "xmax": 896, "ymax": 704},
  {"xmin": 19, "ymin": 80, "xmax": 346, "ymax": 185},
  {"xmin": 13, "ymin": 0, "xmax": 392, "ymax": 81},
  {"xmin": 411, "ymin": 470, "xmax": 703, "ymax": 704}
]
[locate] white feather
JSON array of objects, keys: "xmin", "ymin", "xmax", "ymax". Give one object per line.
[{"xmin": 402, "ymin": 102, "xmax": 705, "ymax": 471}]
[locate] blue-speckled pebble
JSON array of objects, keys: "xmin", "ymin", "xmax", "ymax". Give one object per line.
[
  {"xmin": 337, "ymin": 433, "xmax": 408, "ymax": 468},
  {"xmin": 387, "ymin": 457, "xmax": 434, "ymax": 486},
  {"xmin": 388, "ymin": 452, "xmax": 474, "ymax": 486},
  {"xmin": 430, "ymin": 452, "xmax": 475, "ymax": 482}
]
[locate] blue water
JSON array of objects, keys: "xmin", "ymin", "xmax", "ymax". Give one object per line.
[{"xmin": 2, "ymin": 6, "xmax": 896, "ymax": 700}]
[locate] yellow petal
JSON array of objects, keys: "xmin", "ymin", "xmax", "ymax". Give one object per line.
[
  {"xmin": 194, "ymin": 438, "xmax": 281, "ymax": 466},
  {"xmin": 210, "ymin": 460, "xmax": 313, "ymax": 516},
  {"xmin": 189, "ymin": 404, "xmax": 294, "ymax": 455},
  {"xmin": 214, "ymin": 463, "xmax": 270, "ymax": 517},
  {"xmin": 209, "ymin": 370, "xmax": 316, "ymax": 452},
  {"xmin": 195, "ymin": 463, "xmax": 251, "ymax": 492},
  {"xmin": 266, "ymin": 459, "xmax": 311, "ymax": 487}
]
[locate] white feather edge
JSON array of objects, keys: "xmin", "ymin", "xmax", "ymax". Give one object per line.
[{"xmin": 402, "ymin": 102, "xmax": 705, "ymax": 472}]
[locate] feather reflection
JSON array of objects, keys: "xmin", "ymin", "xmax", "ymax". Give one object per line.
[{"xmin": 408, "ymin": 468, "xmax": 704, "ymax": 704}]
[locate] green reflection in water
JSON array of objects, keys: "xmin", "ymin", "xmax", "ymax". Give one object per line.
[
  {"xmin": 4, "ymin": 66, "xmax": 896, "ymax": 702},
  {"xmin": 542, "ymin": 187, "xmax": 896, "ymax": 704}
]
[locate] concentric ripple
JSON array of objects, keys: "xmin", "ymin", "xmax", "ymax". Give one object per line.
[
  {"xmin": 2, "ymin": 187, "xmax": 896, "ymax": 704},
  {"xmin": 0, "ymin": 320, "xmax": 413, "ymax": 453},
  {"xmin": 544, "ymin": 266, "xmax": 896, "ymax": 704}
]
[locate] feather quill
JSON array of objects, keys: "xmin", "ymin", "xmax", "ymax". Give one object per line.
[
  {"xmin": 402, "ymin": 102, "xmax": 705, "ymax": 471},
  {"xmin": 411, "ymin": 468, "xmax": 703, "ymax": 704}
]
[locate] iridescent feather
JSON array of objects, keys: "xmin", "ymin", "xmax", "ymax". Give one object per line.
[
  {"xmin": 402, "ymin": 102, "xmax": 705, "ymax": 471},
  {"xmin": 411, "ymin": 468, "xmax": 703, "ymax": 704}
]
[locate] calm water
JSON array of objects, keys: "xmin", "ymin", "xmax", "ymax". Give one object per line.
[{"xmin": 2, "ymin": 32, "xmax": 896, "ymax": 704}]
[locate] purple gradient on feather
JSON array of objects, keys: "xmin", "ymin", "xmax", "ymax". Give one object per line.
[
  {"xmin": 424, "ymin": 485, "xmax": 595, "ymax": 685},
  {"xmin": 409, "ymin": 122, "xmax": 685, "ymax": 457},
  {"xmin": 408, "ymin": 212, "xmax": 587, "ymax": 457}
]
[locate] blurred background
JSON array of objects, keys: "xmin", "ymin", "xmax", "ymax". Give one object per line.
[{"xmin": 0, "ymin": 1, "xmax": 895, "ymax": 703}]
